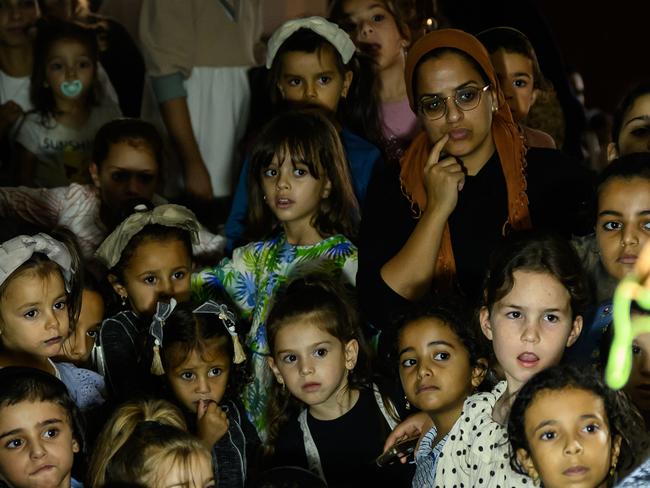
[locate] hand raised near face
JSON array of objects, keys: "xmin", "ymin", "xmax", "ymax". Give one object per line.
[
  {"xmin": 196, "ymin": 399, "xmax": 229, "ymax": 447},
  {"xmin": 423, "ymin": 134, "xmax": 465, "ymax": 218}
]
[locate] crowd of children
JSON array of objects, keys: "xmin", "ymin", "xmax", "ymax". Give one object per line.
[{"xmin": 0, "ymin": 1, "xmax": 649, "ymax": 487}]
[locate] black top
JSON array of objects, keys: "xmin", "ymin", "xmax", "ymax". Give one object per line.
[
  {"xmin": 357, "ymin": 147, "xmax": 594, "ymax": 331},
  {"xmin": 272, "ymin": 388, "xmax": 413, "ymax": 488}
]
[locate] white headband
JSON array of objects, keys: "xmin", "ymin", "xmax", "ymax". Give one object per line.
[
  {"xmin": 266, "ymin": 16, "xmax": 356, "ymax": 69},
  {"xmin": 0, "ymin": 233, "xmax": 74, "ymax": 291}
]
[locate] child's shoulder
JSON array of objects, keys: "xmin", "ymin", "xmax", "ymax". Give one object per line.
[{"xmin": 53, "ymin": 361, "xmax": 106, "ymax": 410}]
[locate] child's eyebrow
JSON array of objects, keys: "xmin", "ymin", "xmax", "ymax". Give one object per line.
[
  {"xmin": 511, "ymin": 72, "xmax": 532, "ymax": 78},
  {"xmin": 38, "ymin": 418, "xmax": 63, "ymax": 428},
  {"xmin": 276, "ymin": 340, "xmax": 333, "ymax": 355},
  {"xmin": 533, "ymin": 419, "xmax": 557, "ymax": 432},
  {"xmin": 533, "ymin": 414, "xmax": 601, "ymax": 433},
  {"xmin": 0, "ymin": 427, "xmax": 23, "ymax": 439},
  {"xmin": 598, "ymin": 210, "xmax": 623, "ymax": 217},
  {"xmin": 398, "ymin": 340, "xmax": 455, "ymax": 357},
  {"xmin": 624, "ymin": 115, "xmax": 650, "ymax": 127},
  {"xmin": 0, "ymin": 419, "xmax": 62, "ymax": 439}
]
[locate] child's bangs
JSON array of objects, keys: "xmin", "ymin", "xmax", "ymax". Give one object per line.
[{"xmin": 264, "ymin": 138, "xmax": 322, "ymax": 179}]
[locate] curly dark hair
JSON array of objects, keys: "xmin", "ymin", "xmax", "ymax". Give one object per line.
[
  {"xmin": 508, "ymin": 364, "xmax": 648, "ymax": 479},
  {"xmin": 161, "ymin": 299, "xmax": 249, "ymax": 404},
  {"xmin": 264, "ymin": 274, "xmax": 372, "ymax": 452},
  {"xmin": 392, "ymin": 294, "xmax": 491, "ymax": 373},
  {"xmin": 482, "ymin": 229, "xmax": 589, "ymax": 320}
]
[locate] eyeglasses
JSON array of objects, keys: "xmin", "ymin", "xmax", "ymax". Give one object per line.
[{"xmin": 418, "ymin": 85, "xmax": 491, "ymax": 120}]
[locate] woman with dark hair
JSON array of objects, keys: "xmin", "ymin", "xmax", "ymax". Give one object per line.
[{"xmin": 358, "ymin": 28, "xmax": 592, "ymax": 332}]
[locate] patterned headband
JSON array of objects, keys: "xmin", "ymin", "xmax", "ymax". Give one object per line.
[
  {"xmin": 0, "ymin": 233, "xmax": 74, "ymax": 291},
  {"xmin": 95, "ymin": 204, "xmax": 200, "ymax": 269}
]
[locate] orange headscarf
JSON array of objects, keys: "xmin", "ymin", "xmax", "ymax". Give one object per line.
[{"xmin": 400, "ymin": 28, "xmax": 531, "ymax": 284}]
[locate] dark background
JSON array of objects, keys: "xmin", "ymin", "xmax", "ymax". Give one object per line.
[{"xmin": 533, "ymin": 0, "xmax": 648, "ymax": 112}]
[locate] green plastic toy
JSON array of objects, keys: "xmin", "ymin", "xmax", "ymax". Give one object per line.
[{"xmin": 606, "ymin": 244, "xmax": 650, "ymax": 390}]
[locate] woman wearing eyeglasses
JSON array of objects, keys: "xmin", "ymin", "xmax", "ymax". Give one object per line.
[{"xmin": 358, "ymin": 29, "xmax": 593, "ymax": 332}]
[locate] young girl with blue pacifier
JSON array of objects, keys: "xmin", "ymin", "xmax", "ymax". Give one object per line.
[{"xmin": 13, "ymin": 17, "xmax": 120, "ymax": 188}]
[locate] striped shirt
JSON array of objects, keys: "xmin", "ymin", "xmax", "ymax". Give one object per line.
[{"xmin": 413, "ymin": 425, "xmax": 448, "ymax": 488}]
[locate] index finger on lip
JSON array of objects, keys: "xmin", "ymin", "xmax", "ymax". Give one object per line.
[{"xmin": 429, "ymin": 134, "xmax": 450, "ymax": 164}]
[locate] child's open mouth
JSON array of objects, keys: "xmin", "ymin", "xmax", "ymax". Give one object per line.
[{"xmin": 517, "ymin": 352, "xmax": 539, "ymax": 367}]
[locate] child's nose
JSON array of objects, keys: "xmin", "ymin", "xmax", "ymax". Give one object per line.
[
  {"xmin": 359, "ymin": 20, "xmax": 373, "ymax": 37},
  {"xmin": 416, "ymin": 360, "xmax": 433, "ymax": 379},
  {"xmin": 44, "ymin": 309, "xmax": 63, "ymax": 331},
  {"xmin": 305, "ymin": 82, "xmax": 317, "ymax": 99},
  {"xmin": 621, "ymin": 226, "xmax": 640, "ymax": 247},
  {"xmin": 520, "ymin": 322, "xmax": 540, "ymax": 343},
  {"xmin": 29, "ymin": 439, "xmax": 47, "ymax": 460},
  {"xmin": 563, "ymin": 435, "xmax": 583, "ymax": 455},
  {"xmin": 195, "ymin": 376, "xmax": 210, "ymax": 393},
  {"xmin": 299, "ymin": 360, "xmax": 314, "ymax": 376},
  {"xmin": 275, "ymin": 172, "xmax": 290, "ymax": 190}
]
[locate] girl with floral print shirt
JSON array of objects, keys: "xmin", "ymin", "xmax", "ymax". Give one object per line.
[{"xmin": 193, "ymin": 109, "xmax": 359, "ymax": 439}]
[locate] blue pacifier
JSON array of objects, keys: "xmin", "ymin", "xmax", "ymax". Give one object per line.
[{"xmin": 60, "ymin": 79, "xmax": 83, "ymax": 98}]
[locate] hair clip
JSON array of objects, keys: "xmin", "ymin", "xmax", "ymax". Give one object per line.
[
  {"xmin": 193, "ymin": 301, "xmax": 246, "ymax": 364},
  {"xmin": 149, "ymin": 298, "xmax": 177, "ymax": 375}
]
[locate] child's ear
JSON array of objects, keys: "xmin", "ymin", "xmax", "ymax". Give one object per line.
[
  {"xmin": 471, "ymin": 357, "xmax": 489, "ymax": 389},
  {"xmin": 72, "ymin": 438, "xmax": 80, "ymax": 454},
  {"xmin": 610, "ymin": 434, "xmax": 622, "ymax": 474},
  {"xmin": 531, "ymin": 88, "xmax": 540, "ymax": 107},
  {"xmin": 107, "ymin": 274, "xmax": 128, "ymax": 302},
  {"xmin": 565, "ymin": 315, "xmax": 583, "ymax": 348},
  {"xmin": 479, "ymin": 306, "xmax": 493, "ymax": 341},
  {"xmin": 607, "ymin": 142, "xmax": 620, "ymax": 162},
  {"xmin": 340, "ymin": 70, "xmax": 353, "ymax": 99},
  {"xmin": 516, "ymin": 448, "xmax": 540, "ymax": 484},
  {"xmin": 276, "ymin": 83, "xmax": 285, "ymax": 100},
  {"xmin": 89, "ymin": 162, "xmax": 101, "ymax": 189},
  {"xmin": 267, "ymin": 357, "xmax": 284, "ymax": 385},
  {"xmin": 344, "ymin": 339, "xmax": 359, "ymax": 371},
  {"xmin": 321, "ymin": 179, "xmax": 333, "ymax": 199}
]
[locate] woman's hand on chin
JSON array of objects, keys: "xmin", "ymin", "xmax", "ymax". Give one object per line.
[{"xmin": 423, "ymin": 134, "xmax": 464, "ymax": 217}]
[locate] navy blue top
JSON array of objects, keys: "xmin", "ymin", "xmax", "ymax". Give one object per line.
[{"xmin": 224, "ymin": 128, "xmax": 381, "ymax": 254}]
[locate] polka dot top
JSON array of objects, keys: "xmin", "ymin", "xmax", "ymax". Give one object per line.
[{"xmin": 432, "ymin": 381, "xmax": 532, "ymax": 487}]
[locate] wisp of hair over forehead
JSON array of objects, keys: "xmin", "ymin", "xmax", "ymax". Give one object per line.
[{"xmin": 482, "ymin": 230, "xmax": 589, "ymax": 320}]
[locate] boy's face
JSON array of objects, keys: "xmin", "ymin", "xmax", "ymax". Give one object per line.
[
  {"xmin": 0, "ymin": 400, "xmax": 79, "ymax": 488},
  {"xmin": 489, "ymin": 48, "xmax": 537, "ymax": 122},
  {"xmin": 89, "ymin": 140, "xmax": 159, "ymax": 218}
]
